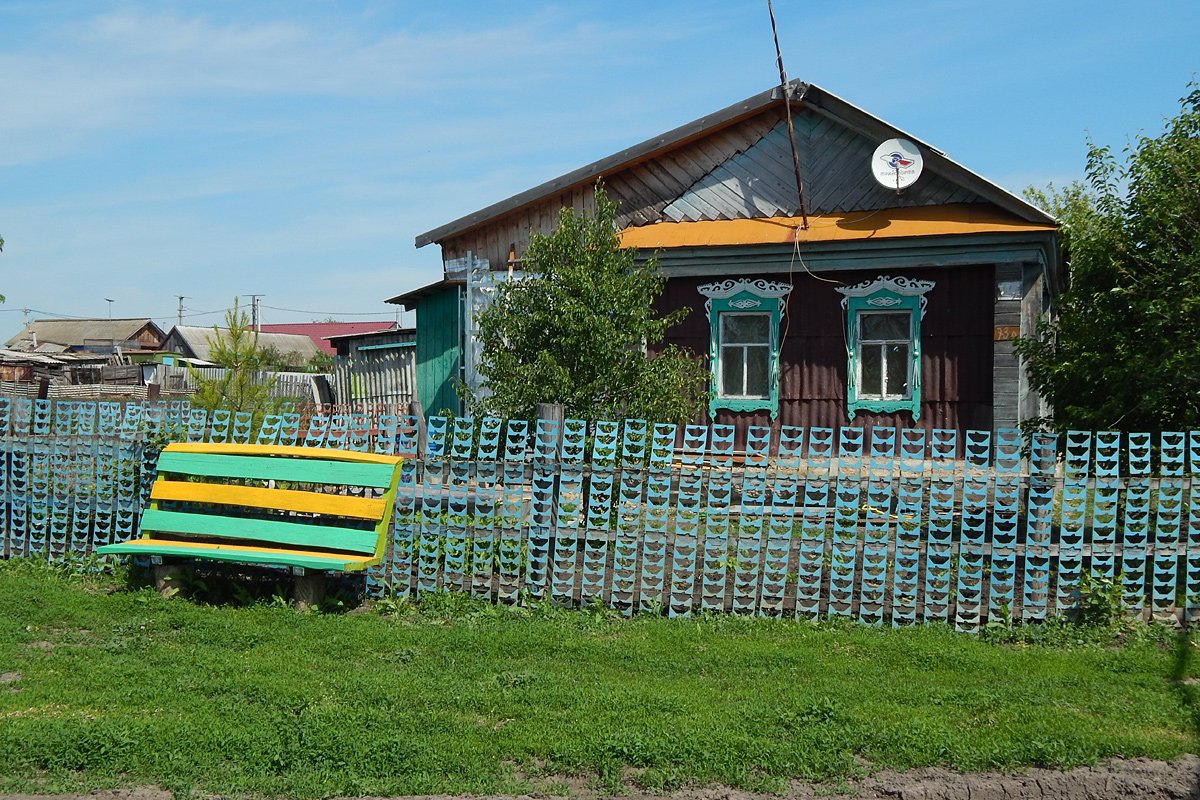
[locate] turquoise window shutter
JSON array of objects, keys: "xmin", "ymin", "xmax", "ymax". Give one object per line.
[
  {"xmin": 836, "ymin": 276, "xmax": 935, "ymax": 421},
  {"xmin": 697, "ymin": 279, "xmax": 792, "ymax": 420}
]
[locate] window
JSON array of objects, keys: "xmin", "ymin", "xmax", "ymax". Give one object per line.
[
  {"xmin": 698, "ymin": 279, "xmax": 792, "ymax": 419},
  {"xmin": 836, "ymin": 276, "xmax": 934, "ymax": 420},
  {"xmin": 856, "ymin": 311, "xmax": 911, "ymax": 400},
  {"xmin": 719, "ymin": 313, "xmax": 771, "ymax": 398}
]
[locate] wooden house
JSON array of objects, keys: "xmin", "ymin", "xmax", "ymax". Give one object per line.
[
  {"xmin": 5, "ymin": 318, "xmax": 165, "ymax": 355},
  {"xmin": 406, "ymin": 80, "xmax": 1060, "ymax": 433},
  {"xmin": 160, "ymin": 325, "xmax": 320, "ymax": 365}
]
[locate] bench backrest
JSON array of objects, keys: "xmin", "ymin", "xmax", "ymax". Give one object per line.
[{"xmin": 141, "ymin": 443, "xmax": 404, "ymax": 569}]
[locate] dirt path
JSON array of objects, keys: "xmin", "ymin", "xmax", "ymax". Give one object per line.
[{"xmin": 2, "ymin": 756, "xmax": 1198, "ymax": 800}]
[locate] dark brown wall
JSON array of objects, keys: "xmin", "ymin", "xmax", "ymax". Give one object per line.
[{"xmin": 654, "ymin": 265, "xmax": 995, "ymax": 439}]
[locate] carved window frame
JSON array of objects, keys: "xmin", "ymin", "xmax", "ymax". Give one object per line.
[
  {"xmin": 698, "ymin": 279, "xmax": 791, "ymax": 420},
  {"xmin": 836, "ymin": 276, "xmax": 935, "ymax": 421}
]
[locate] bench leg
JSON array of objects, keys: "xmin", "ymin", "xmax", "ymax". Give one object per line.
[
  {"xmin": 154, "ymin": 563, "xmax": 186, "ymax": 598},
  {"xmin": 294, "ymin": 573, "xmax": 327, "ymax": 612}
]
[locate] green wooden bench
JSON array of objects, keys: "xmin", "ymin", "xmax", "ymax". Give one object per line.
[{"xmin": 96, "ymin": 442, "xmax": 404, "ymax": 605}]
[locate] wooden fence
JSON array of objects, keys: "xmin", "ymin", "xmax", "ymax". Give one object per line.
[{"xmin": 1, "ymin": 396, "xmax": 1197, "ymax": 631}]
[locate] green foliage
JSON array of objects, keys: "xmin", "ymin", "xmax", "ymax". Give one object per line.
[
  {"xmin": 1018, "ymin": 84, "xmax": 1200, "ymax": 433},
  {"xmin": 474, "ymin": 184, "xmax": 707, "ymax": 424},
  {"xmin": 0, "ymin": 570, "xmax": 1195, "ymax": 797},
  {"xmin": 307, "ymin": 350, "xmax": 334, "ymax": 373},
  {"xmin": 187, "ymin": 300, "xmax": 281, "ymax": 424},
  {"xmin": 1069, "ymin": 571, "xmax": 1127, "ymax": 628}
]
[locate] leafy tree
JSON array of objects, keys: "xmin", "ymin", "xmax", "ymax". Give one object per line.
[
  {"xmin": 474, "ymin": 185, "xmax": 707, "ymax": 423},
  {"xmin": 1017, "ymin": 85, "xmax": 1200, "ymax": 433},
  {"xmin": 188, "ymin": 300, "xmax": 281, "ymax": 422}
]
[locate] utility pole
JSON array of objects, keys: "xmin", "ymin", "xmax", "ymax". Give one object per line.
[
  {"xmin": 176, "ymin": 296, "xmax": 188, "ymax": 327},
  {"xmin": 244, "ymin": 294, "xmax": 263, "ymax": 333}
]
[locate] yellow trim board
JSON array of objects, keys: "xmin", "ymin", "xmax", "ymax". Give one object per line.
[
  {"xmin": 617, "ymin": 204, "xmax": 1056, "ymax": 249},
  {"xmin": 165, "ymin": 442, "xmax": 402, "ymax": 465}
]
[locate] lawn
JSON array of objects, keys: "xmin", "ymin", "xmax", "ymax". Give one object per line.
[{"xmin": 0, "ymin": 559, "xmax": 1196, "ymax": 798}]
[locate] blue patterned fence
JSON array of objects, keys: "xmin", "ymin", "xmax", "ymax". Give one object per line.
[{"xmin": 2, "ymin": 396, "xmax": 1197, "ymax": 631}]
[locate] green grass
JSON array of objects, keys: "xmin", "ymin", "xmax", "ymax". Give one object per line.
[{"xmin": 0, "ymin": 559, "xmax": 1196, "ymax": 799}]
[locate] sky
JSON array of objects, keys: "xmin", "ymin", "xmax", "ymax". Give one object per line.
[{"xmin": 1, "ymin": 1, "xmax": 1196, "ymax": 335}]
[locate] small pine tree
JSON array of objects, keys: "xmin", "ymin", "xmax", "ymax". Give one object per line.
[
  {"xmin": 473, "ymin": 184, "xmax": 707, "ymax": 423},
  {"xmin": 188, "ymin": 300, "xmax": 280, "ymax": 422}
]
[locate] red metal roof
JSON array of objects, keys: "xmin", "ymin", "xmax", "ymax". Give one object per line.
[{"xmin": 257, "ymin": 322, "xmax": 396, "ymax": 356}]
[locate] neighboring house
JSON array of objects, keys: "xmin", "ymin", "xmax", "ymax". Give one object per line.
[
  {"xmin": 5, "ymin": 319, "xmax": 165, "ymax": 355},
  {"xmin": 404, "ymin": 80, "xmax": 1060, "ymax": 434},
  {"xmin": 258, "ymin": 322, "xmax": 396, "ymax": 357},
  {"xmin": 160, "ymin": 325, "xmax": 320, "ymax": 365},
  {"xmin": 324, "ymin": 325, "xmax": 417, "ymax": 411}
]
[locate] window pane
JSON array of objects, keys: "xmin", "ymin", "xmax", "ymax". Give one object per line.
[
  {"xmin": 885, "ymin": 343, "xmax": 909, "ymax": 397},
  {"xmin": 861, "ymin": 312, "xmax": 909, "ymax": 341},
  {"xmin": 744, "ymin": 346, "xmax": 769, "ymax": 398},
  {"xmin": 860, "ymin": 344, "xmax": 882, "ymax": 396},
  {"xmin": 721, "ymin": 345, "xmax": 745, "ymax": 396},
  {"xmin": 722, "ymin": 313, "xmax": 770, "ymax": 344}
]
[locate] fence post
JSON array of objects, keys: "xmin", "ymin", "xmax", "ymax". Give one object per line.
[
  {"xmin": 535, "ymin": 402, "xmax": 564, "ymax": 428},
  {"xmin": 407, "ymin": 400, "xmax": 426, "ymax": 459}
]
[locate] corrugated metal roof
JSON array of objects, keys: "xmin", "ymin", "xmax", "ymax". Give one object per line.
[
  {"xmin": 258, "ymin": 322, "xmax": 397, "ymax": 356},
  {"xmin": 166, "ymin": 326, "xmax": 320, "ymax": 362},
  {"xmin": 4, "ymin": 318, "xmax": 164, "ymax": 349}
]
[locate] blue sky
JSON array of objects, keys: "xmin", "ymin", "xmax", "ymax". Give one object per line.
[{"xmin": 1, "ymin": 1, "xmax": 1196, "ymax": 333}]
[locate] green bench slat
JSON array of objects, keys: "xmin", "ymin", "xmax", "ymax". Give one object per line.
[
  {"xmin": 155, "ymin": 451, "xmax": 397, "ymax": 488},
  {"xmin": 95, "ymin": 541, "xmax": 372, "ymax": 572},
  {"xmin": 137, "ymin": 508, "xmax": 378, "ymax": 554}
]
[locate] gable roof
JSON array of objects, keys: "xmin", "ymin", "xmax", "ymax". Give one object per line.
[
  {"xmin": 415, "ymin": 81, "xmax": 1054, "ymax": 249},
  {"xmin": 4, "ymin": 318, "xmax": 165, "ymax": 349},
  {"xmin": 257, "ymin": 322, "xmax": 397, "ymax": 356},
  {"xmin": 164, "ymin": 326, "xmax": 320, "ymax": 363}
]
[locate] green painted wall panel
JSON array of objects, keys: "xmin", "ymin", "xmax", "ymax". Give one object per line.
[{"xmin": 415, "ymin": 286, "xmax": 463, "ymax": 416}]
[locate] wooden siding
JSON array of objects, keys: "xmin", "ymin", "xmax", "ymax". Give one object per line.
[
  {"xmin": 415, "ymin": 285, "xmax": 462, "ymax": 416},
  {"xmin": 654, "ymin": 265, "xmax": 995, "ymax": 441},
  {"xmin": 663, "ymin": 111, "xmax": 982, "ymax": 221},
  {"xmin": 330, "ymin": 331, "xmax": 416, "ymax": 412}
]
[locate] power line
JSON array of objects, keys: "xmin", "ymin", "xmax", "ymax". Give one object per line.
[{"xmin": 261, "ymin": 304, "xmax": 395, "ymax": 317}]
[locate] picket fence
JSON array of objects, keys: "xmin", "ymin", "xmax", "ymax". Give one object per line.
[{"xmin": 2, "ymin": 396, "xmax": 1198, "ymax": 632}]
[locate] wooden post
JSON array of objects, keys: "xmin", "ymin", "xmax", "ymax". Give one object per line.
[
  {"xmin": 536, "ymin": 402, "xmax": 564, "ymax": 428},
  {"xmin": 154, "ymin": 563, "xmax": 185, "ymax": 598},
  {"xmin": 293, "ymin": 572, "xmax": 327, "ymax": 612},
  {"xmin": 407, "ymin": 400, "xmax": 426, "ymax": 459}
]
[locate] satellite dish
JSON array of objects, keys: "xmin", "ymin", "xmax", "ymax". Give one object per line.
[{"xmin": 872, "ymin": 138, "xmax": 923, "ymax": 191}]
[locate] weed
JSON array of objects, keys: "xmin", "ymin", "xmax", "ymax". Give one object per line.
[{"xmin": 1071, "ymin": 571, "xmax": 1126, "ymax": 628}]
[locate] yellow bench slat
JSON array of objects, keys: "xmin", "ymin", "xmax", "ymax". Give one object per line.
[{"xmin": 151, "ymin": 480, "xmax": 386, "ymax": 520}]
